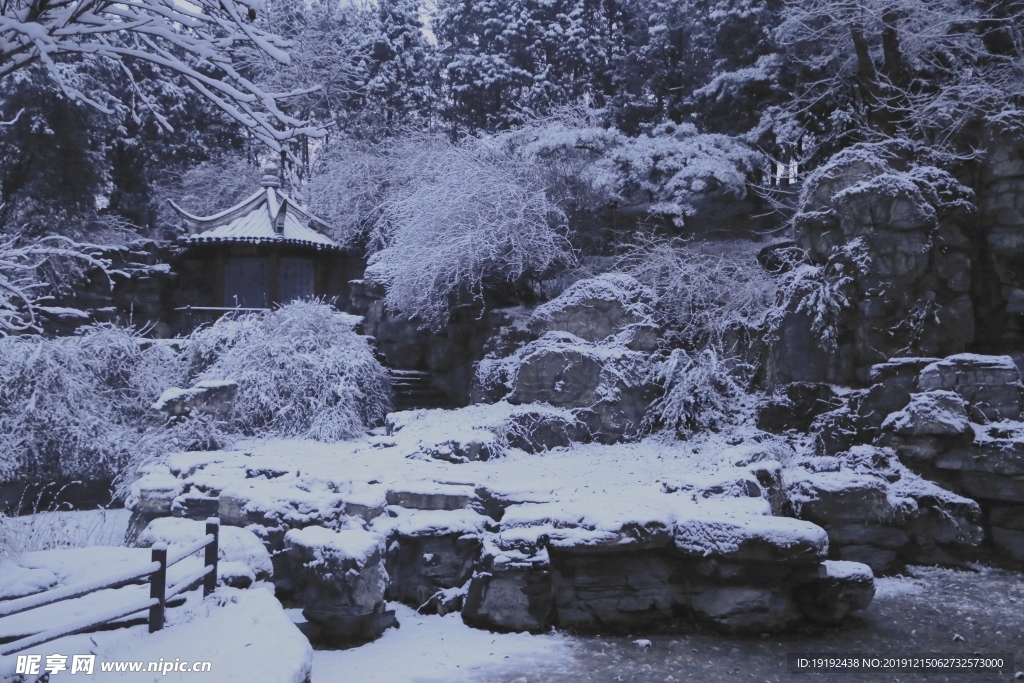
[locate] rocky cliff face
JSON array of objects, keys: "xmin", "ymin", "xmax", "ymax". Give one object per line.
[
  {"xmin": 976, "ymin": 119, "xmax": 1024, "ymax": 357},
  {"xmin": 777, "ymin": 120, "xmax": 1024, "ymax": 387},
  {"xmin": 783, "ymin": 140, "xmax": 977, "ymax": 385}
]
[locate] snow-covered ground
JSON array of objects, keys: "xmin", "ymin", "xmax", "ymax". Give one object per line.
[
  {"xmin": 148, "ymin": 405, "xmax": 796, "ymax": 525},
  {"xmin": 309, "ymin": 603, "xmax": 571, "ymax": 683}
]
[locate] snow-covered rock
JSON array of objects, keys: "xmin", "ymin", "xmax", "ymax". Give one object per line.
[
  {"xmin": 129, "ymin": 465, "xmax": 184, "ymax": 519},
  {"xmin": 152, "ymin": 379, "xmax": 238, "ymax": 418},
  {"xmin": 497, "ymin": 332, "xmax": 658, "ymax": 443},
  {"xmin": 917, "ymin": 354, "xmax": 1021, "ymax": 421},
  {"xmin": 385, "ymin": 402, "xmax": 585, "ymax": 462},
  {"xmin": 880, "ymin": 390, "xmax": 972, "ymax": 437},
  {"xmin": 793, "ymin": 560, "xmax": 875, "ymax": 624},
  {"xmin": 284, "ymin": 527, "xmax": 397, "ymax": 645},
  {"xmin": 527, "ymin": 273, "xmax": 655, "ymax": 343},
  {"xmin": 135, "ymin": 517, "xmax": 273, "ymax": 581}
]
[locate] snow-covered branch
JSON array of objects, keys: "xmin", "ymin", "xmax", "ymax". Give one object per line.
[
  {"xmin": 0, "ymin": 235, "xmax": 112, "ymax": 335},
  {"xmin": 0, "ymin": 0, "xmax": 325, "ymax": 149}
]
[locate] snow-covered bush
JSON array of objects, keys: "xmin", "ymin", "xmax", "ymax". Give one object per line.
[
  {"xmin": 646, "ymin": 348, "xmax": 743, "ymax": 438},
  {"xmin": 0, "ymin": 302, "xmax": 391, "ymax": 499},
  {"xmin": 368, "ymin": 134, "xmax": 574, "ymax": 328},
  {"xmin": 181, "ymin": 301, "xmax": 392, "ymax": 441},
  {"xmin": 616, "ymin": 237, "xmax": 778, "ymax": 349},
  {"xmin": 307, "ymin": 140, "xmax": 391, "ymax": 247},
  {"xmin": 0, "ymin": 325, "xmax": 181, "ymax": 485}
]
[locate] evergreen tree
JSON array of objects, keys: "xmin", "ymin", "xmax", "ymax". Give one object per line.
[
  {"xmin": 434, "ymin": 0, "xmax": 621, "ymax": 132},
  {"xmin": 363, "ymin": 0, "xmax": 437, "ymax": 133}
]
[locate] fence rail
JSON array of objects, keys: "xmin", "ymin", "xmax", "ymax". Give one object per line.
[{"xmin": 0, "ymin": 518, "xmax": 219, "ymax": 656}]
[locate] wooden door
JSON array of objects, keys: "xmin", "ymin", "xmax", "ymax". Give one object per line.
[
  {"xmin": 223, "ymin": 257, "xmax": 269, "ymax": 308},
  {"xmin": 277, "ymin": 257, "xmax": 315, "ymax": 303}
]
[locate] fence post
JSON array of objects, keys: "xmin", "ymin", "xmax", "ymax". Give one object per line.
[
  {"xmin": 204, "ymin": 518, "xmax": 220, "ymax": 598},
  {"xmin": 149, "ymin": 543, "xmax": 167, "ymax": 633}
]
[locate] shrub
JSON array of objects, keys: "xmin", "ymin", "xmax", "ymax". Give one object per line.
[
  {"xmin": 0, "ymin": 302, "xmax": 392, "ymax": 500},
  {"xmin": 0, "ymin": 325, "xmax": 181, "ymax": 484},
  {"xmin": 616, "ymin": 236, "xmax": 779, "ymax": 350},
  {"xmin": 182, "ymin": 301, "xmax": 392, "ymax": 441},
  {"xmin": 367, "ymin": 134, "xmax": 574, "ymax": 328},
  {"xmin": 646, "ymin": 347, "xmax": 743, "ymax": 438}
]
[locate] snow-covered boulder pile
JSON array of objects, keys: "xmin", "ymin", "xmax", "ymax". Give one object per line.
[
  {"xmin": 124, "ymin": 436, "xmax": 880, "ymax": 638},
  {"xmin": 284, "ymin": 527, "xmax": 397, "ymax": 645},
  {"xmin": 784, "ymin": 446, "xmax": 983, "ymax": 573},
  {"xmin": 460, "ymin": 494, "xmax": 872, "ymax": 634},
  {"xmin": 471, "ymin": 274, "xmax": 662, "ymax": 444},
  {"xmin": 758, "ymin": 354, "xmax": 1024, "ymax": 566}
]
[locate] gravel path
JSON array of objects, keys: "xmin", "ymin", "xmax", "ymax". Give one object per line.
[{"xmin": 471, "ymin": 564, "xmax": 1024, "ymax": 683}]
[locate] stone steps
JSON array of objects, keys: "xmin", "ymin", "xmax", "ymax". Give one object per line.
[{"xmin": 388, "ymin": 369, "xmax": 451, "ymax": 411}]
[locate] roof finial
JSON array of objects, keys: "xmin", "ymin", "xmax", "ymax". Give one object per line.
[{"xmin": 261, "ymin": 164, "xmax": 281, "ymax": 189}]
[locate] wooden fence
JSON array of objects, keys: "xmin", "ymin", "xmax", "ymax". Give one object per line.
[{"xmin": 0, "ymin": 518, "xmax": 219, "ymax": 656}]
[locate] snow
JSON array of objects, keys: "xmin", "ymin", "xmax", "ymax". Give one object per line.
[
  {"xmin": 35, "ymin": 306, "xmax": 91, "ymax": 319},
  {"xmin": 312, "ymin": 603, "xmax": 570, "ymax": 683},
  {"xmin": 284, "ymin": 527, "xmax": 382, "ymax": 566},
  {"xmin": 0, "ymin": 587, "xmax": 313, "ymax": 683},
  {"xmin": 873, "ymin": 575, "xmax": 926, "ymax": 599},
  {"xmin": 820, "ymin": 560, "xmax": 874, "ymax": 581},
  {"xmin": 674, "ymin": 509, "xmax": 827, "ymax": 560},
  {"xmin": 193, "ymin": 379, "xmax": 237, "ymax": 389},
  {"xmin": 374, "ymin": 508, "xmax": 490, "ymax": 538},
  {"xmin": 136, "ymin": 518, "xmax": 273, "ymax": 578},
  {"xmin": 0, "ymin": 562, "xmax": 57, "ymax": 602},
  {"xmin": 929, "ymin": 353, "xmax": 1019, "ymax": 371}
]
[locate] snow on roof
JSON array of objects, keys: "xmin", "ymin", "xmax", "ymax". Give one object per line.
[{"xmin": 170, "ymin": 168, "xmax": 337, "ymax": 250}]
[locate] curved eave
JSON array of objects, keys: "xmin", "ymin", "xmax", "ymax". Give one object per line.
[
  {"xmin": 178, "ymin": 235, "xmax": 344, "ymax": 251},
  {"xmin": 167, "ymin": 190, "xmax": 267, "ymax": 228}
]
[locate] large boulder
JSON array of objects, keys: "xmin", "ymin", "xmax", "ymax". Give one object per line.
[
  {"xmin": 502, "ymin": 332, "xmax": 658, "ymax": 443},
  {"xmin": 916, "ymin": 354, "xmax": 1022, "ymax": 421},
  {"xmin": 377, "ymin": 508, "xmax": 487, "ymax": 612},
  {"xmin": 136, "ymin": 517, "xmax": 273, "ymax": 585},
  {"xmin": 789, "ymin": 141, "xmax": 977, "ymax": 382},
  {"xmin": 284, "ymin": 527, "xmax": 397, "ymax": 645},
  {"xmin": 880, "ymin": 390, "xmax": 972, "ymax": 437},
  {"xmin": 527, "ymin": 273, "xmax": 655, "ymax": 343},
  {"xmin": 785, "ymin": 447, "xmax": 984, "ymax": 573}
]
